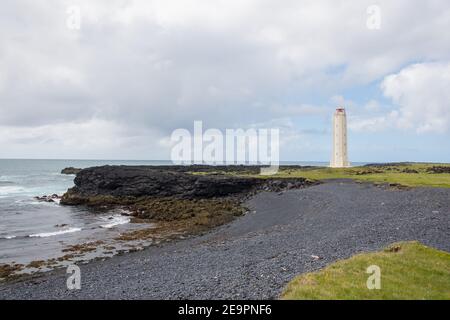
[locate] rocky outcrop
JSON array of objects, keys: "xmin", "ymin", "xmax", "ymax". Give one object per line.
[
  {"xmin": 426, "ymin": 166, "xmax": 450, "ymax": 174},
  {"xmin": 34, "ymin": 194, "xmax": 61, "ymax": 203},
  {"xmin": 61, "ymin": 165, "xmax": 314, "ymax": 205},
  {"xmin": 364, "ymin": 162, "xmax": 411, "ymax": 167},
  {"xmin": 61, "ymin": 167, "xmax": 82, "ymax": 175},
  {"xmin": 60, "ymin": 165, "xmax": 315, "ymax": 231}
]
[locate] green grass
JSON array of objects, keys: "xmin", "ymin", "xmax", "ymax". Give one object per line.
[
  {"xmin": 209, "ymin": 163, "xmax": 448, "ymax": 188},
  {"xmin": 281, "ymin": 241, "xmax": 450, "ymax": 300},
  {"xmin": 272, "ymin": 163, "xmax": 450, "ymax": 188},
  {"xmin": 190, "ymin": 163, "xmax": 450, "ymax": 187}
]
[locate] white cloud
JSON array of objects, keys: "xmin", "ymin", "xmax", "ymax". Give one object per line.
[
  {"xmin": 1, "ymin": 1, "xmax": 450, "ymax": 158},
  {"xmin": 364, "ymin": 100, "xmax": 382, "ymax": 112},
  {"xmin": 381, "ymin": 62, "xmax": 450, "ymax": 133},
  {"xmin": 348, "ymin": 62, "xmax": 450, "ymax": 134},
  {"xmin": 269, "ymin": 103, "xmax": 329, "ymax": 117},
  {"xmin": 0, "ymin": 119, "xmax": 168, "ymax": 159},
  {"xmin": 348, "ymin": 110, "xmax": 399, "ymax": 132}
]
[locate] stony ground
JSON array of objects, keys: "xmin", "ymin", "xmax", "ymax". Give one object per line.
[{"xmin": 1, "ymin": 180, "xmax": 449, "ymax": 299}]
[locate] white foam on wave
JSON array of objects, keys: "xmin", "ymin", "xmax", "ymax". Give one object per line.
[
  {"xmin": 28, "ymin": 200, "xmax": 59, "ymax": 206},
  {"xmin": 0, "ymin": 186, "xmax": 26, "ymax": 195},
  {"xmin": 29, "ymin": 227, "xmax": 82, "ymax": 238},
  {"xmin": 1, "ymin": 235, "xmax": 16, "ymax": 239},
  {"xmin": 100, "ymin": 215, "xmax": 131, "ymax": 229}
]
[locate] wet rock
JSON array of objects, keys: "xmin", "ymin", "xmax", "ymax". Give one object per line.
[
  {"xmin": 34, "ymin": 194, "xmax": 61, "ymax": 202},
  {"xmin": 61, "ymin": 167, "xmax": 82, "ymax": 175}
]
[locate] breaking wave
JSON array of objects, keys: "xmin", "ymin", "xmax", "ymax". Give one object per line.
[
  {"xmin": 0, "ymin": 186, "xmax": 26, "ymax": 196},
  {"xmin": 100, "ymin": 215, "xmax": 130, "ymax": 228},
  {"xmin": 1, "ymin": 235, "xmax": 17, "ymax": 240},
  {"xmin": 29, "ymin": 227, "xmax": 82, "ymax": 238}
]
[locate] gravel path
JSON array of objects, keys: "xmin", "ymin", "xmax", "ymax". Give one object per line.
[{"xmin": 1, "ymin": 180, "xmax": 449, "ymax": 299}]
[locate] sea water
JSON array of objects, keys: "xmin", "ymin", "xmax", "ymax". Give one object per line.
[{"xmin": 0, "ymin": 159, "xmax": 169, "ymax": 266}]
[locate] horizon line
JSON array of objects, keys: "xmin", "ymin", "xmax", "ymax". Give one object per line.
[{"xmin": 0, "ymin": 158, "xmax": 448, "ymax": 164}]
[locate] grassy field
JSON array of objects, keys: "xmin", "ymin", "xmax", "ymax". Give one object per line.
[
  {"xmin": 271, "ymin": 163, "xmax": 450, "ymax": 188},
  {"xmin": 208, "ymin": 163, "xmax": 450, "ymax": 188},
  {"xmin": 281, "ymin": 241, "xmax": 450, "ymax": 300}
]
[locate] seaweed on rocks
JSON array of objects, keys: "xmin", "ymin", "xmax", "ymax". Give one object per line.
[{"xmin": 60, "ymin": 165, "xmax": 315, "ymax": 239}]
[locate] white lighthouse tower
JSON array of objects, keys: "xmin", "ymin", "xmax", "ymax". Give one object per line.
[{"xmin": 330, "ymin": 107, "xmax": 350, "ymax": 168}]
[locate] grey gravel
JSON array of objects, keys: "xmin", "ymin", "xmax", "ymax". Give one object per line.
[{"xmin": 1, "ymin": 180, "xmax": 449, "ymax": 299}]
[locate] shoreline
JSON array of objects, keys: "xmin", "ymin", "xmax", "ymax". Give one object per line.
[
  {"xmin": 1, "ymin": 179, "xmax": 449, "ymax": 299},
  {"xmin": 1, "ymin": 165, "xmax": 316, "ymax": 281},
  {"xmin": 2, "ymin": 163, "xmax": 449, "ymax": 282}
]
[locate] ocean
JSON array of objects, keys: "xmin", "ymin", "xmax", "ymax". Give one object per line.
[
  {"xmin": 0, "ymin": 159, "xmax": 170, "ymax": 268},
  {"xmin": 0, "ymin": 159, "xmax": 362, "ymax": 271}
]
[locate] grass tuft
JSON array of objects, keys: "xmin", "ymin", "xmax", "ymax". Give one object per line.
[{"xmin": 281, "ymin": 241, "xmax": 450, "ymax": 300}]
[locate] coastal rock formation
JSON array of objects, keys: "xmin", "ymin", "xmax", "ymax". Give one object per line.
[
  {"xmin": 34, "ymin": 194, "xmax": 61, "ymax": 203},
  {"xmin": 62, "ymin": 165, "xmax": 313, "ymax": 203},
  {"xmin": 61, "ymin": 166, "xmax": 265, "ymax": 202},
  {"xmin": 61, "ymin": 167, "xmax": 82, "ymax": 175},
  {"xmin": 60, "ymin": 165, "xmax": 314, "ymax": 226}
]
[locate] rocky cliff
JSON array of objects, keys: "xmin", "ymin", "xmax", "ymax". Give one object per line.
[
  {"xmin": 60, "ymin": 165, "xmax": 314, "ymax": 229},
  {"xmin": 61, "ymin": 165, "xmax": 313, "ymax": 203},
  {"xmin": 61, "ymin": 165, "xmax": 263, "ymax": 202}
]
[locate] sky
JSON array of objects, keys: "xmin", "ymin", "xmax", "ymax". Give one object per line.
[{"xmin": 1, "ymin": 0, "xmax": 450, "ymax": 162}]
